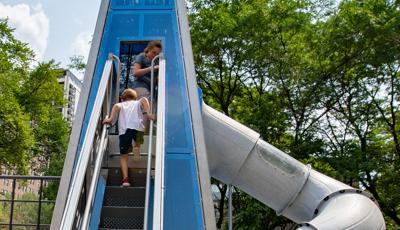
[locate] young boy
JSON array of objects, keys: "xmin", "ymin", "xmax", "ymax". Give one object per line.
[{"xmin": 103, "ymin": 89, "xmax": 155, "ymax": 186}]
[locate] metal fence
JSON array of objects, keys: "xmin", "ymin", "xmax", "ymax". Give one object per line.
[{"xmin": 0, "ymin": 175, "xmax": 61, "ymax": 229}]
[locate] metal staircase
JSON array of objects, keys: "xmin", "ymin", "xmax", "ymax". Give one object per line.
[
  {"xmin": 99, "ymin": 168, "xmax": 147, "ymax": 229},
  {"xmin": 51, "ymin": 0, "xmax": 212, "ymax": 228},
  {"xmin": 99, "ymin": 135, "xmax": 154, "ymax": 229},
  {"xmin": 51, "ymin": 52, "xmax": 165, "ymax": 229}
]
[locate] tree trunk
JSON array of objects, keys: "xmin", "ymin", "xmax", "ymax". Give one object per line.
[{"xmin": 217, "ymin": 184, "xmax": 227, "ymax": 228}]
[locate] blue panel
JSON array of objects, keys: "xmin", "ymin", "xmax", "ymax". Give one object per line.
[
  {"xmin": 109, "ymin": 13, "xmax": 141, "ymax": 37},
  {"xmin": 74, "ymin": 1, "xmax": 205, "ymax": 229},
  {"xmin": 89, "ymin": 176, "xmax": 106, "ymax": 230},
  {"xmin": 198, "ymin": 87, "xmax": 203, "ymax": 111},
  {"xmin": 147, "ymin": 178, "xmax": 155, "ymax": 229},
  {"xmin": 164, "ymin": 155, "xmax": 204, "ymax": 230},
  {"xmin": 112, "ymin": 0, "xmax": 173, "ymax": 9}
]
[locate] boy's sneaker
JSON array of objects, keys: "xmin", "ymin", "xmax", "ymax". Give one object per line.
[{"xmin": 121, "ymin": 177, "xmax": 130, "ymax": 187}]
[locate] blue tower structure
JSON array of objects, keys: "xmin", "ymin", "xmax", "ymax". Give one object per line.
[{"xmin": 51, "ymin": 0, "xmax": 215, "ymax": 229}]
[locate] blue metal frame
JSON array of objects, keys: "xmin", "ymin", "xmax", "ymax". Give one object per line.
[
  {"xmin": 73, "ymin": 0, "xmax": 205, "ymax": 229},
  {"xmin": 89, "ymin": 176, "xmax": 106, "ymax": 230}
]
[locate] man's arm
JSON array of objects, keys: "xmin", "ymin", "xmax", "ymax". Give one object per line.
[{"xmin": 133, "ymin": 63, "xmax": 159, "ymax": 77}]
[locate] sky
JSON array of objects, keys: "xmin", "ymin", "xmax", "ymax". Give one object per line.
[{"xmin": 0, "ymin": 0, "xmax": 102, "ymax": 73}]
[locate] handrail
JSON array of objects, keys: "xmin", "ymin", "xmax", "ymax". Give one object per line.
[
  {"xmin": 143, "ymin": 53, "xmax": 164, "ymax": 230},
  {"xmin": 111, "ymin": 54, "xmax": 121, "ymax": 105},
  {"xmin": 0, "ymin": 175, "xmax": 60, "ymax": 229},
  {"xmin": 151, "ymin": 56, "xmax": 167, "ymax": 229},
  {"xmin": 0, "ymin": 175, "xmax": 61, "ymax": 180},
  {"xmin": 80, "ymin": 116, "xmax": 109, "ymax": 229},
  {"xmin": 59, "ymin": 53, "xmax": 120, "ymax": 230}
]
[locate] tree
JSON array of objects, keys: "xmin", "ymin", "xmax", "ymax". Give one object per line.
[
  {"xmin": 0, "ymin": 19, "xmax": 69, "ymax": 177},
  {"xmin": 189, "ymin": 0, "xmax": 400, "ymax": 228},
  {"xmin": 67, "ymin": 55, "xmax": 86, "ymax": 72},
  {"xmin": 317, "ymin": 0, "xmax": 400, "ymax": 225},
  {"xmin": 0, "ymin": 19, "xmax": 35, "ymax": 173},
  {"xmin": 189, "ymin": 0, "xmax": 304, "ymax": 228}
]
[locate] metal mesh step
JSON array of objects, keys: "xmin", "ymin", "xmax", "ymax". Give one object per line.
[
  {"xmin": 99, "ymin": 229, "xmax": 141, "ymax": 230},
  {"xmin": 100, "ymin": 206, "xmax": 144, "ymax": 229},
  {"xmin": 103, "ymin": 186, "xmax": 145, "ymax": 207},
  {"xmin": 99, "ymin": 229, "xmax": 142, "ymax": 230}
]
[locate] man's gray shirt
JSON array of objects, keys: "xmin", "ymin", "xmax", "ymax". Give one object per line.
[{"xmin": 132, "ymin": 52, "xmax": 159, "ymax": 91}]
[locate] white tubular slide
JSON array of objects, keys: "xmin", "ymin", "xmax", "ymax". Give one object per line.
[{"xmin": 202, "ymin": 103, "xmax": 386, "ymax": 230}]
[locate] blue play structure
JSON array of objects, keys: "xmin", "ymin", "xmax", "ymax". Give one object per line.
[
  {"xmin": 51, "ymin": 0, "xmax": 210, "ymax": 229},
  {"xmin": 50, "ymin": 0, "xmax": 386, "ymax": 229}
]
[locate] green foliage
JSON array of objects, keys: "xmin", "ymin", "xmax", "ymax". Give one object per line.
[
  {"xmin": 0, "ymin": 88, "xmax": 33, "ymax": 173},
  {"xmin": 0, "ymin": 191, "xmax": 55, "ymax": 226},
  {"xmin": 232, "ymin": 189, "xmax": 295, "ymax": 230},
  {"xmin": 190, "ymin": 0, "xmax": 400, "ymax": 227},
  {"xmin": 67, "ymin": 55, "xmax": 87, "ymax": 72},
  {"xmin": 0, "ymin": 19, "xmax": 35, "ymax": 173},
  {"xmin": 0, "ymin": 19, "xmax": 34, "ymax": 72},
  {"xmin": 0, "ymin": 19, "xmax": 69, "ymax": 176}
]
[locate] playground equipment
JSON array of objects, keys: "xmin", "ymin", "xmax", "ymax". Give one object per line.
[{"xmin": 50, "ymin": 0, "xmax": 386, "ymax": 229}]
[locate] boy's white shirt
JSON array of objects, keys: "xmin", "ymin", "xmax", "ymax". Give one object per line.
[{"xmin": 118, "ymin": 100, "xmax": 145, "ymax": 135}]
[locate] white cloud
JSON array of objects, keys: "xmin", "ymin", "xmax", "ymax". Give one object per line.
[
  {"xmin": 71, "ymin": 31, "xmax": 92, "ymax": 62},
  {"xmin": 0, "ymin": 3, "xmax": 49, "ymax": 61}
]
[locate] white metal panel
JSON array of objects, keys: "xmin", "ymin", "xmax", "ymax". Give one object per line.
[
  {"xmin": 202, "ymin": 104, "xmax": 260, "ymax": 184},
  {"xmin": 203, "ymin": 103, "xmax": 309, "ymax": 213},
  {"xmin": 50, "ymin": 1, "xmax": 110, "ymax": 228},
  {"xmin": 202, "ymin": 102, "xmax": 386, "ymax": 229},
  {"xmin": 152, "ymin": 59, "xmax": 167, "ymax": 230},
  {"xmin": 60, "ymin": 60, "xmax": 113, "ymax": 230},
  {"xmin": 283, "ymin": 170, "xmax": 351, "ymax": 222},
  {"xmin": 232, "ymin": 140, "xmax": 309, "ymax": 214},
  {"xmin": 298, "ymin": 192, "xmax": 386, "ymax": 230},
  {"xmin": 175, "ymin": 0, "xmax": 217, "ymax": 228}
]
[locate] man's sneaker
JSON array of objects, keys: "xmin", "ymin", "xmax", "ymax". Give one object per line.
[{"xmin": 121, "ymin": 177, "xmax": 130, "ymax": 187}]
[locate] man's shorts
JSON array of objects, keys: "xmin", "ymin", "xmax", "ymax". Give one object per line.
[
  {"xmin": 119, "ymin": 129, "xmax": 144, "ymax": 154},
  {"xmin": 133, "ymin": 87, "xmax": 151, "ymax": 100}
]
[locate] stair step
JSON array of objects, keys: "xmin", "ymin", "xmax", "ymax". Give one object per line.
[
  {"xmin": 105, "ymin": 155, "xmax": 154, "ymax": 169},
  {"xmin": 99, "ymin": 229, "xmax": 142, "ymax": 230},
  {"xmin": 106, "ymin": 168, "xmax": 147, "ymax": 186},
  {"xmin": 104, "ymin": 186, "xmax": 145, "ymax": 207},
  {"xmin": 100, "ymin": 206, "xmax": 144, "ymax": 229},
  {"xmin": 109, "ymin": 152, "xmax": 154, "ymax": 157}
]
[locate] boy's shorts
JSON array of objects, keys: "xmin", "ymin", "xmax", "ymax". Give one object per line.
[{"xmin": 119, "ymin": 129, "xmax": 144, "ymax": 154}]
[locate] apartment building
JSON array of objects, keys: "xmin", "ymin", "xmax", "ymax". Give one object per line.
[
  {"xmin": 57, "ymin": 69, "xmax": 82, "ymax": 124},
  {"xmin": 0, "ymin": 168, "xmax": 44, "ymax": 199}
]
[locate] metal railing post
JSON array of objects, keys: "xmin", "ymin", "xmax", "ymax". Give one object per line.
[
  {"xmin": 150, "ymin": 53, "xmax": 162, "ymax": 114},
  {"xmin": 143, "ymin": 53, "xmax": 163, "ymax": 230},
  {"xmin": 59, "ymin": 54, "xmax": 116, "ymax": 229},
  {"xmin": 0, "ymin": 175, "xmax": 60, "ymax": 229},
  {"xmin": 228, "ymin": 184, "xmax": 233, "ymax": 230},
  {"xmin": 9, "ymin": 178, "xmax": 16, "ymax": 230},
  {"xmin": 37, "ymin": 178, "xmax": 44, "ymax": 230},
  {"xmin": 80, "ymin": 119, "xmax": 109, "ymax": 229},
  {"xmin": 151, "ymin": 56, "xmax": 166, "ymax": 230}
]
